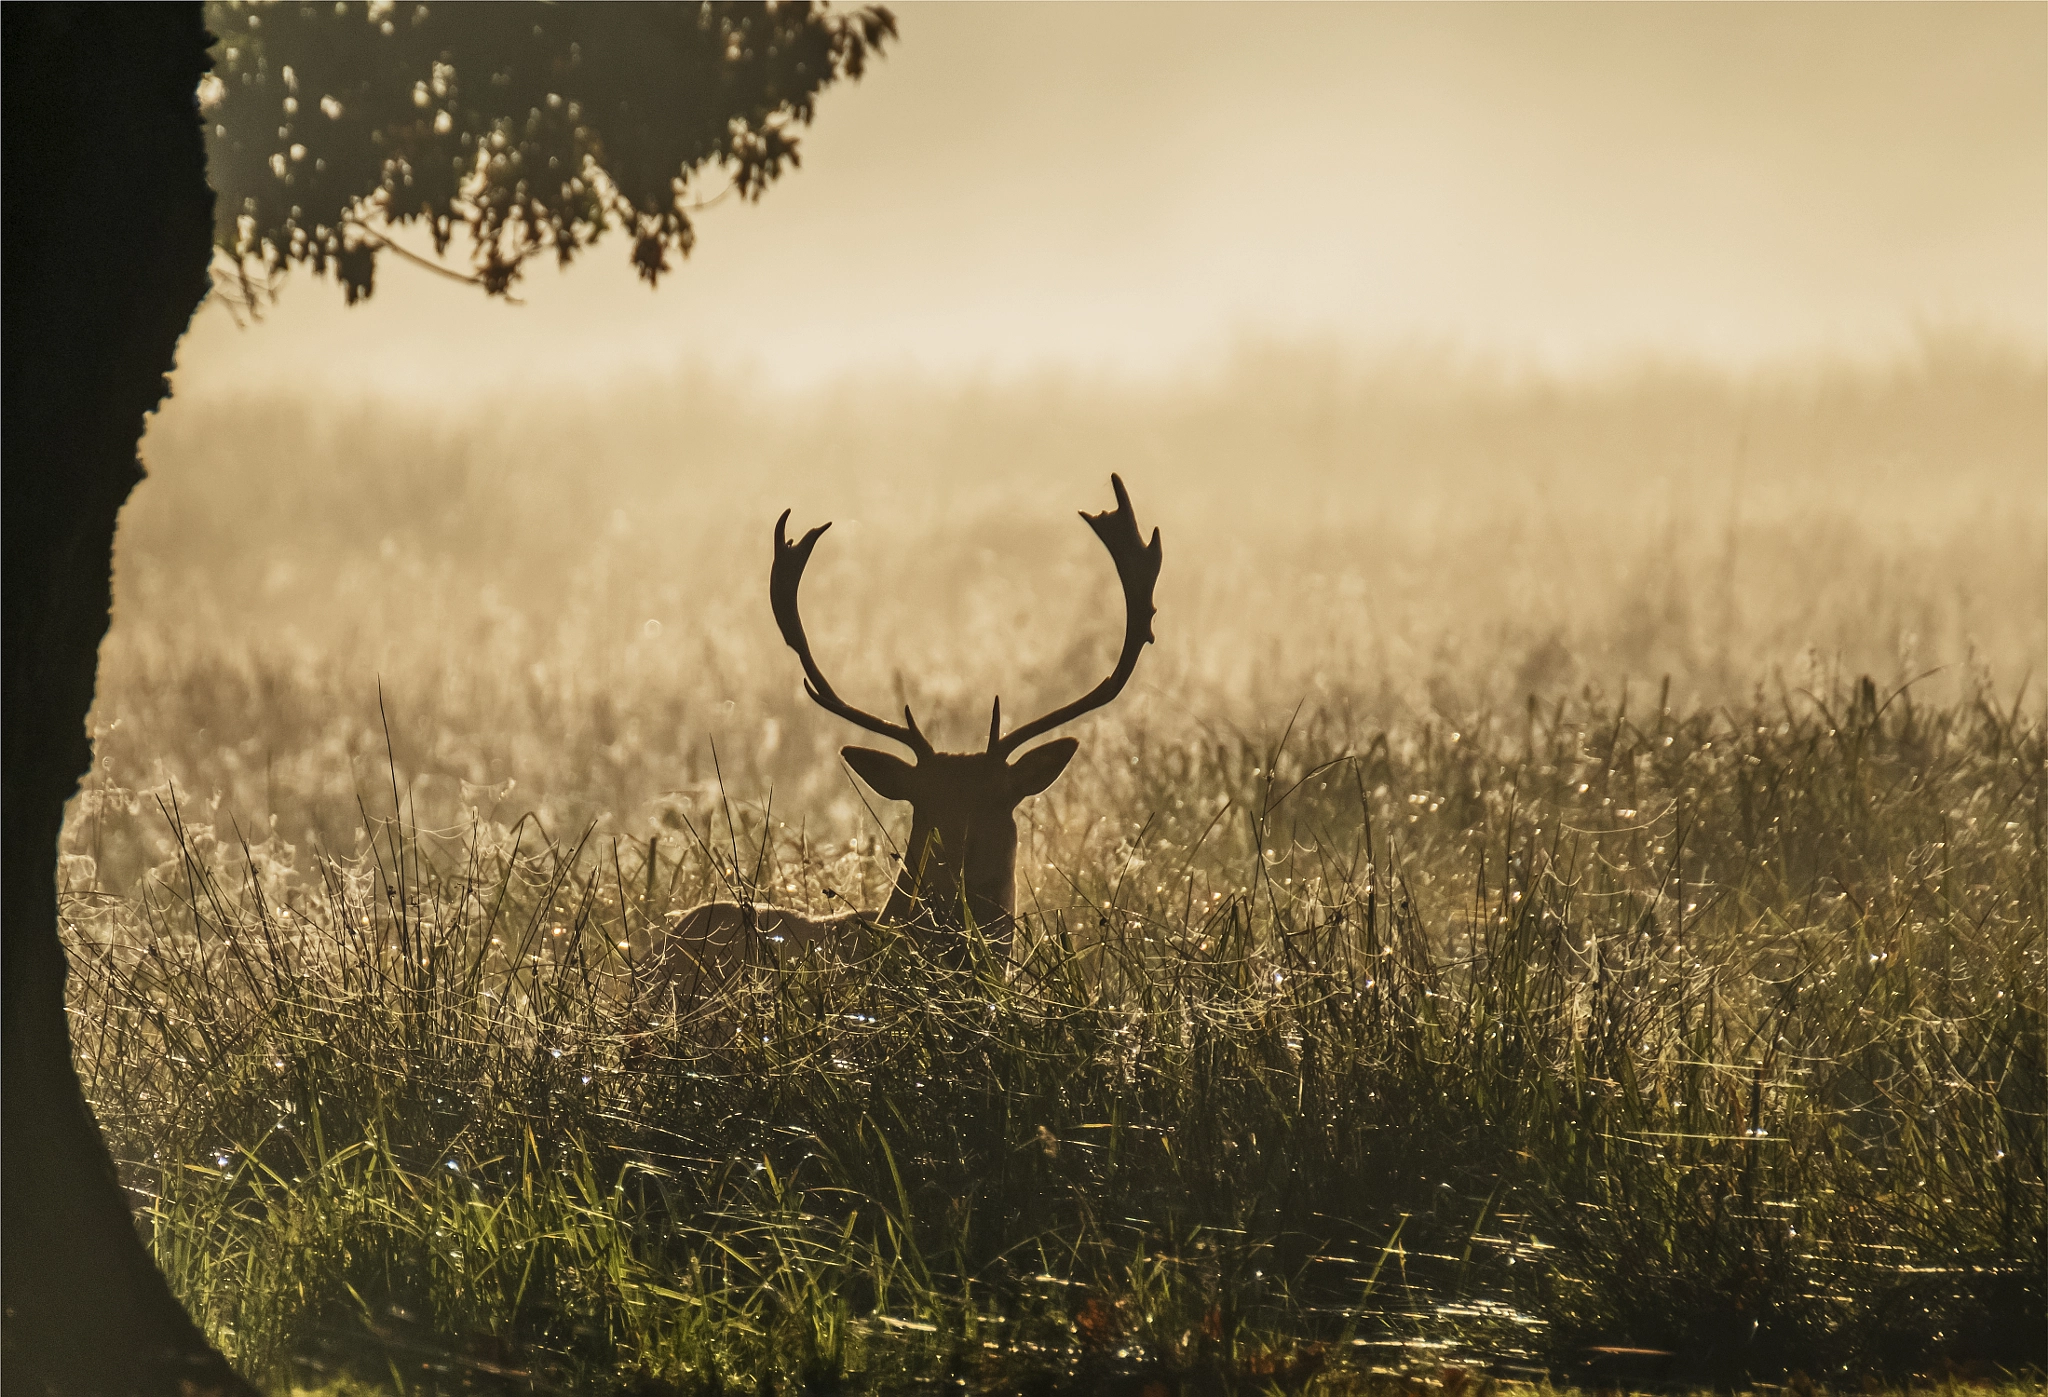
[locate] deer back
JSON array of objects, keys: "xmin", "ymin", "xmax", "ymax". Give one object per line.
[{"xmin": 647, "ymin": 902, "xmax": 872, "ymax": 1005}]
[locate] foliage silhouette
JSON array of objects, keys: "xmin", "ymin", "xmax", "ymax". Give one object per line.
[{"xmin": 206, "ymin": 0, "xmax": 894, "ymax": 303}]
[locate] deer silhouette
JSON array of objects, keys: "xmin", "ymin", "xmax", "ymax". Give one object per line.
[{"xmin": 650, "ymin": 475, "xmax": 1162, "ymax": 999}]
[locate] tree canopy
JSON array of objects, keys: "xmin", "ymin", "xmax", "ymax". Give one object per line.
[{"xmin": 202, "ymin": 0, "xmax": 895, "ymax": 304}]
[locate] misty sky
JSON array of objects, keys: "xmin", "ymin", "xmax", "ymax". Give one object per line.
[{"xmin": 173, "ymin": 2, "xmax": 2047, "ymax": 399}]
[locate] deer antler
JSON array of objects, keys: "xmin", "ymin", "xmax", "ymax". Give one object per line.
[
  {"xmin": 990, "ymin": 474, "xmax": 1162, "ymax": 757},
  {"xmin": 771, "ymin": 510, "xmax": 935, "ymax": 757}
]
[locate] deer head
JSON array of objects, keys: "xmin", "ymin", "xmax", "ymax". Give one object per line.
[{"xmin": 770, "ymin": 475, "xmax": 1163, "ymax": 944}]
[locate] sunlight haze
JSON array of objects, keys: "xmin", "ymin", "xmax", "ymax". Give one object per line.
[{"xmin": 173, "ymin": 2, "xmax": 2048, "ymax": 398}]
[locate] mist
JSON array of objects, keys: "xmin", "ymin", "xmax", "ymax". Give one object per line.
[
  {"xmin": 72, "ymin": 0, "xmax": 2045, "ymax": 881},
  {"xmin": 82, "ymin": 333, "xmax": 2040, "ymax": 886}
]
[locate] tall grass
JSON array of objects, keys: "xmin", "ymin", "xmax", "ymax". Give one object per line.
[
  {"xmin": 63, "ymin": 343, "xmax": 2045, "ymax": 1387},
  {"xmin": 65, "ymin": 679, "xmax": 2043, "ymax": 1391}
]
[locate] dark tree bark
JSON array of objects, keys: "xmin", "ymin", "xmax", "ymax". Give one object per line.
[{"xmin": 2, "ymin": 6, "xmax": 254, "ymax": 1393}]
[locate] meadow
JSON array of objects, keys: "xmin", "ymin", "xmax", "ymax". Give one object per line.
[{"xmin": 60, "ymin": 338, "xmax": 2045, "ymax": 1392}]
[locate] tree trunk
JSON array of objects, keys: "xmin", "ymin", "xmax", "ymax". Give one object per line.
[{"xmin": 2, "ymin": 7, "xmax": 253, "ymax": 1393}]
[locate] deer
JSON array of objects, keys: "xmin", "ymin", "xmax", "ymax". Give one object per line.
[{"xmin": 646, "ymin": 475, "xmax": 1162, "ymax": 1002}]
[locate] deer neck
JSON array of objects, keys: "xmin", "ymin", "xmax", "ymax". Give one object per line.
[{"xmin": 884, "ymin": 810, "xmax": 1018, "ymax": 935}]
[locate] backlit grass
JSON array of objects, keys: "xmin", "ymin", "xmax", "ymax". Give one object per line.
[
  {"xmin": 62, "ymin": 344, "xmax": 2046, "ymax": 1389},
  {"xmin": 64, "ymin": 682, "xmax": 2043, "ymax": 1391}
]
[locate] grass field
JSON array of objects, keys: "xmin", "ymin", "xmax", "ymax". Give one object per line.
[{"xmin": 61, "ymin": 341, "xmax": 2045, "ymax": 1392}]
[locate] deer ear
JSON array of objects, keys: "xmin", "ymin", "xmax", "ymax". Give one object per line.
[
  {"xmin": 842, "ymin": 746, "xmax": 919, "ymax": 801},
  {"xmin": 1007, "ymin": 738, "xmax": 1078, "ymax": 800}
]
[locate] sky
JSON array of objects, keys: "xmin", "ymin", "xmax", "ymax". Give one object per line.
[{"xmin": 171, "ymin": 2, "xmax": 2048, "ymax": 399}]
